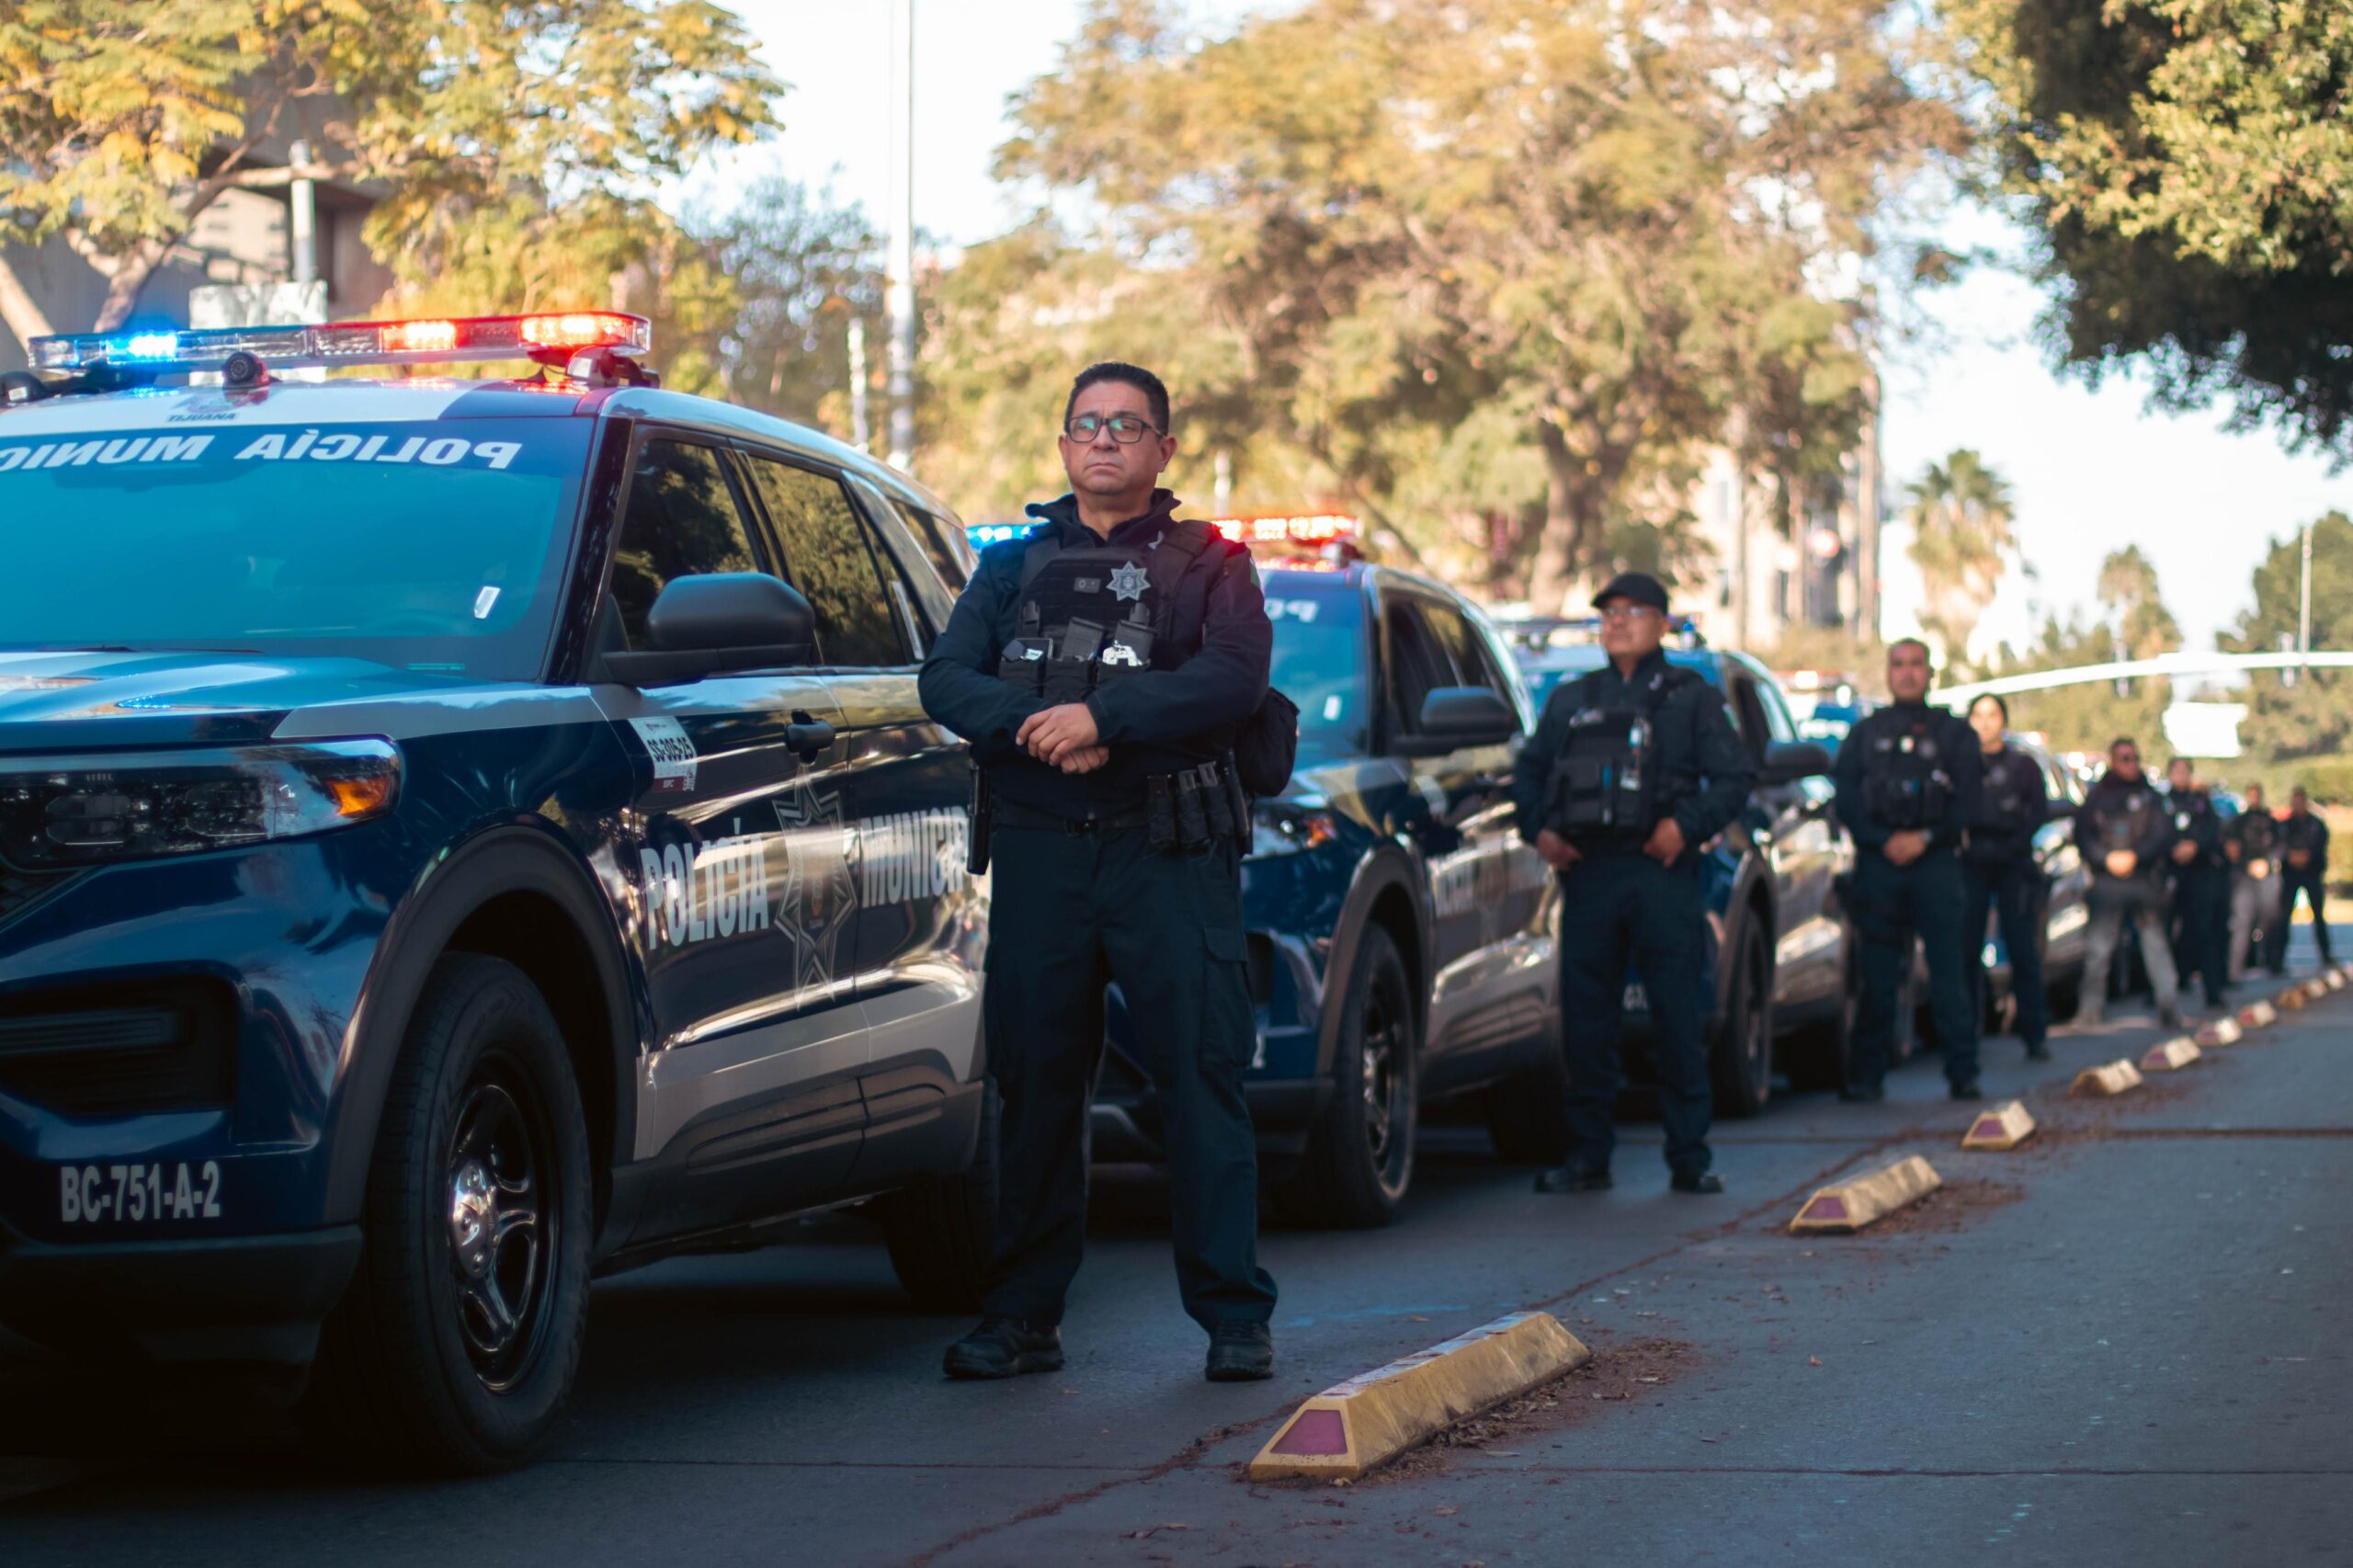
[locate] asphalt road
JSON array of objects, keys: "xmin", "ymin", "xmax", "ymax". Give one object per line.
[{"xmin": 6, "ymin": 935, "xmax": 2349, "ymax": 1567}]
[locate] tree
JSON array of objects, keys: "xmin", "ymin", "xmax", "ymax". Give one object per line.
[
  {"xmin": 2097, "ymin": 544, "xmax": 2181, "ymax": 662},
  {"xmin": 0, "ymin": 0, "xmax": 779, "ymax": 344},
  {"xmin": 694, "ymin": 177, "xmax": 884, "ymax": 434},
  {"xmin": 1985, "ymin": 613, "xmax": 2167, "ymax": 756},
  {"xmin": 1904, "ymin": 448, "xmax": 2015, "ymax": 665},
  {"xmin": 2228, "ymin": 511, "xmax": 2353, "ymax": 763},
  {"xmin": 1944, "ymin": 0, "xmax": 2353, "ymax": 455}
]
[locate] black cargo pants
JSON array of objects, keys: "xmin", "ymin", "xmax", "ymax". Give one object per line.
[
  {"xmin": 980, "ymin": 821, "xmax": 1277, "ymax": 1333},
  {"xmin": 1554, "ymin": 849, "xmax": 1712, "ymax": 1179},
  {"xmin": 1849, "ymin": 848, "xmax": 1981, "ymax": 1091},
  {"xmin": 1963, "ymin": 854, "xmax": 2048, "ymax": 1050},
  {"xmin": 2172, "ymin": 865, "xmax": 2230, "ymax": 1006}
]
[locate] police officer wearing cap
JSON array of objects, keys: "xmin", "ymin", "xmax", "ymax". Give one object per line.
[
  {"xmin": 1512, "ymin": 572, "xmax": 1755, "ymax": 1196},
  {"xmin": 917, "ymin": 361, "xmax": 1279, "ymax": 1384},
  {"xmin": 1833, "ymin": 638, "xmax": 1984, "ymax": 1100}
]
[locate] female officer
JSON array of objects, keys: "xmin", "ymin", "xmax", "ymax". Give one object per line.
[{"xmin": 1962, "ymin": 694, "xmax": 2052, "ymax": 1059}]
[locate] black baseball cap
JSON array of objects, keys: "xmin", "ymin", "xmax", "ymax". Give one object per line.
[{"xmin": 1591, "ymin": 571, "xmax": 1670, "ymax": 614}]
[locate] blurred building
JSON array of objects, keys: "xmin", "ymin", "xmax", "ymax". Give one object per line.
[{"xmin": 0, "ymin": 117, "xmax": 391, "ymax": 372}]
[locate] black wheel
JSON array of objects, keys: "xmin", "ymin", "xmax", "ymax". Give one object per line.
[
  {"xmin": 1787, "ymin": 926, "xmax": 1859, "ymax": 1092},
  {"xmin": 877, "ymin": 1079, "xmax": 999, "ymax": 1312},
  {"xmin": 1709, "ymin": 923, "xmax": 1774, "ymax": 1118},
  {"xmin": 1483, "ymin": 1013, "xmax": 1572, "ymax": 1164},
  {"xmin": 305, "ymin": 954, "xmax": 592, "ymax": 1474},
  {"xmin": 1285, "ymin": 926, "xmax": 1417, "ymax": 1226}
]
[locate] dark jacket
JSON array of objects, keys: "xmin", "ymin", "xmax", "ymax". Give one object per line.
[
  {"xmin": 916, "ymin": 491, "xmax": 1269, "ymax": 819},
  {"xmin": 1511, "ymin": 649, "xmax": 1756, "ymax": 850},
  {"xmin": 2226, "ymin": 807, "xmax": 2281, "ymax": 878},
  {"xmin": 2166, "ymin": 785, "xmax": 2227, "ymax": 872},
  {"xmin": 1833, "ymin": 700, "xmax": 1984, "ymax": 856},
  {"xmin": 1966, "ymin": 744, "xmax": 2052, "ymax": 864},
  {"xmin": 2075, "ymin": 773, "xmax": 2172, "ymax": 881},
  {"xmin": 2283, "ymin": 810, "xmax": 2331, "ymax": 881}
]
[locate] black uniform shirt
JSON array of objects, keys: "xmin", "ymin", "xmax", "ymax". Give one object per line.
[
  {"xmin": 1967, "ymin": 745, "xmax": 2051, "ymax": 864},
  {"xmin": 2076, "ymin": 773, "xmax": 2173, "ymax": 879},
  {"xmin": 1511, "ymin": 650, "xmax": 1756, "ymax": 849},
  {"xmin": 2227, "ymin": 806, "xmax": 2281, "ymax": 873},
  {"xmin": 916, "ymin": 491, "xmax": 1270, "ymax": 819},
  {"xmin": 2166, "ymin": 786, "xmax": 2227, "ymax": 870},
  {"xmin": 2283, "ymin": 810, "xmax": 2331, "ymax": 878},
  {"xmin": 1833, "ymin": 700, "xmax": 1984, "ymax": 855}
]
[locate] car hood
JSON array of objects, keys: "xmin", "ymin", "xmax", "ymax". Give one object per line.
[{"xmin": 0, "ymin": 648, "xmax": 484, "ymax": 751}]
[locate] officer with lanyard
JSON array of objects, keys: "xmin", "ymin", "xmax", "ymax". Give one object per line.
[
  {"xmin": 2075, "ymin": 736, "xmax": 2184, "ymax": 1028},
  {"xmin": 1961, "ymin": 694, "xmax": 2052, "ymax": 1061},
  {"xmin": 1832, "ymin": 639, "xmax": 1984, "ymax": 1100},
  {"xmin": 2267, "ymin": 787, "xmax": 2334, "ymax": 972},
  {"xmin": 917, "ymin": 362, "xmax": 1279, "ymax": 1384},
  {"xmin": 2165, "ymin": 756, "xmax": 2231, "ymax": 1013},
  {"xmin": 2225, "ymin": 783, "xmax": 2284, "ymax": 983},
  {"xmin": 1511, "ymin": 572, "xmax": 1754, "ymax": 1197}
]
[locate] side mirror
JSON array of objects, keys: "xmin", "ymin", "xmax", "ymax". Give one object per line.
[
  {"xmin": 1395, "ymin": 686, "xmax": 1519, "ymax": 756},
  {"xmin": 1760, "ymin": 739, "xmax": 1834, "ymax": 786},
  {"xmin": 602, "ymin": 573, "xmax": 817, "ymax": 687}
]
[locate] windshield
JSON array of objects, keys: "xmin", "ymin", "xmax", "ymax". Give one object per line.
[
  {"xmin": 1264, "ymin": 574, "xmax": 1369, "ymax": 760},
  {"xmin": 0, "ymin": 416, "xmax": 593, "ymax": 681}
]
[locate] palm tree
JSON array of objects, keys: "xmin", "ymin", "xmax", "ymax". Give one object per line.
[{"xmin": 1905, "ymin": 449, "xmax": 2016, "ymax": 667}]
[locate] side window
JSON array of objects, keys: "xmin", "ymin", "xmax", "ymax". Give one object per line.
[
  {"xmin": 1385, "ymin": 599, "xmax": 1453, "ymax": 734},
  {"xmin": 892, "ymin": 497, "xmax": 971, "ymax": 594},
  {"xmin": 1724, "ymin": 674, "xmax": 1771, "ymax": 759},
  {"xmin": 1754, "ymin": 676, "xmax": 1798, "ymax": 744},
  {"xmin": 1417, "ymin": 601, "xmax": 1479, "ymax": 687},
  {"xmin": 610, "ymin": 439, "xmax": 761, "ymax": 650},
  {"xmin": 743, "ymin": 455, "xmax": 909, "ymax": 667}
]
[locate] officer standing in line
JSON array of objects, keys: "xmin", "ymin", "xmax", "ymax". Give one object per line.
[
  {"xmin": 1511, "ymin": 572, "xmax": 1755, "ymax": 1196},
  {"xmin": 2074, "ymin": 736, "xmax": 2184, "ymax": 1028},
  {"xmin": 917, "ymin": 361, "xmax": 1280, "ymax": 1383},
  {"xmin": 1832, "ymin": 639, "xmax": 1984, "ymax": 1101},
  {"xmin": 2268, "ymin": 787, "xmax": 2334, "ymax": 971},
  {"xmin": 1961, "ymin": 694, "xmax": 2052, "ymax": 1061},
  {"xmin": 2165, "ymin": 756, "xmax": 2231, "ymax": 1013},
  {"xmin": 2226, "ymin": 783, "xmax": 2284, "ymax": 982}
]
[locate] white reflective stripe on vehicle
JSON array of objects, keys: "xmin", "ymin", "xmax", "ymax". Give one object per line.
[
  {"xmin": 0, "ymin": 382, "xmax": 479, "ymax": 436},
  {"xmin": 271, "ymin": 686, "xmax": 612, "ymax": 740}
]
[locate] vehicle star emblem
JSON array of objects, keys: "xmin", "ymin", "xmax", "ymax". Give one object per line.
[{"xmin": 1108, "ymin": 561, "xmax": 1149, "ymax": 602}]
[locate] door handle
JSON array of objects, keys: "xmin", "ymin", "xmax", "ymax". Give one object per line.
[{"xmin": 786, "ymin": 710, "xmax": 835, "ymax": 764}]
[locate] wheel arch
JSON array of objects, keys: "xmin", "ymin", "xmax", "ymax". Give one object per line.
[
  {"xmin": 1314, "ymin": 846, "xmax": 1431, "ymax": 1078},
  {"xmin": 324, "ymin": 824, "xmax": 641, "ymax": 1237}
]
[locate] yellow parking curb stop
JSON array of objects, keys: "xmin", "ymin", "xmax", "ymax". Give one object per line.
[
  {"xmin": 1961, "ymin": 1100, "xmax": 2037, "ymax": 1151},
  {"xmin": 2073, "ymin": 1059, "xmax": 2145, "ymax": 1096},
  {"xmin": 2196, "ymin": 1017, "xmax": 2244, "ymax": 1047},
  {"xmin": 2140, "ymin": 1037, "xmax": 2202, "ymax": 1072},
  {"xmin": 1246, "ymin": 1312, "xmax": 1592, "ymax": 1482},
  {"xmin": 2328, "ymin": 969, "xmax": 2347, "ymax": 992},
  {"xmin": 2279, "ymin": 986, "xmax": 2309, "ymax": 1011},
  {"xmin": 1789, "ymin": 1154, "xmax": 1941, "ymax": 1234},
  {"xmin": 2238, "ymin": 999, "xmax": 2279, "ymax": 1028},
  {"xmin": 2304, "ymin": 977, "xmax": 2330, "ymax": 1001}
]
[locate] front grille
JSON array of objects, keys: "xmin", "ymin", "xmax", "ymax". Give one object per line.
[{"xmin": 0, "ymin": 978, "xmax": 237, "ymax": 1115}]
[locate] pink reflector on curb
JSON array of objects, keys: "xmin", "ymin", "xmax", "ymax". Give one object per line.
[{"xmin": 1270, "ymin": 1409, "xmax": 1347, "ymax": 1456}]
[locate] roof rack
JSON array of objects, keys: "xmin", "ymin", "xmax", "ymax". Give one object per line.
[{"xmin": 12, "ymin": 312, "xmax": 657, "ymax": 401}]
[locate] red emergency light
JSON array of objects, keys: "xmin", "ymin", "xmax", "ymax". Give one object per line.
[
  {"xmin": 28, "ymin": 312, "xmax": 652, "ymax": 376},
  {"xmin": 1207, "ymin": 513, "xmax": 1359, "ymax": 546}
]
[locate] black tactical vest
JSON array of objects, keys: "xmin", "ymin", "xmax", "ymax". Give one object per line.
[
  {"xmin": 1979, "ymin": 750, "xmax": 2040, "ymax": 835},
  {"xmin": 1861, "ymin": 712, "xmax": 1954, "ymax": 830},
  {"xmin": 995, "ymin": 518, "xmax": 1219, "ymax": 708},
  {"xmin": 1546, "ymin": 666, "xmax": 1695, "ymax": 844}
]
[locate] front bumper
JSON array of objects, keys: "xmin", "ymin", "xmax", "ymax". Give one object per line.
[{"xmin": 0, "ymin": 1220, "xmax": 360, "ymax": 1367}]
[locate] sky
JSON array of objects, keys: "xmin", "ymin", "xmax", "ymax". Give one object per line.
[{"xmin": 708, "ymin": 0, "xmax": 2349, "ymax": 654}]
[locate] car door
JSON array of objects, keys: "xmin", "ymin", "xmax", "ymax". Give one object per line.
[
  {"xmin": 737, "ymin": 450, "xmax": 983, "ymax": 1184},
  {"xmin": 592, "ymin": 433, "xmax": 865, "ymax": 1240}
]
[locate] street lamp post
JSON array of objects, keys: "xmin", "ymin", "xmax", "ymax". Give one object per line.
[{"xmin": 885, "ymin": 0, "xmax": 916, "ymax": 472}]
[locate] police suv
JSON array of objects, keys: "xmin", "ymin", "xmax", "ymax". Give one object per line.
[{"xmin": 0, "ymin": 313, "xmax": 993, "ymax": 1471}]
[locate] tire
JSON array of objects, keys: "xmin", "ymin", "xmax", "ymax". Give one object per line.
[
  {"xmin": 1284, "ymin": 925, "xmax": 1417, "ymax": 1226},
  {"xmin": 304, "ymin": 954, "xmax": 593, "ymax": 1475},
  {"xmin": 1787, "ymin": 926, "xmax": 1858, "ymax": 1093},
  {"xmin": 1483, "ymin": 1015, "xmax": 1572, "ymax": 1165},
  {"xmin": 1709, "ymin": 923, "xmax": 1774, "ymax": 1118},
  {"xmin": 877, "ymin": 1078, "xmax": 999, "ymax": 1312}
]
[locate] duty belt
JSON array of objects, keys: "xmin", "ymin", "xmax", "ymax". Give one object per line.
[{"xmin": 994, "ymin": 799, "xmax": 1155, "ymax": 834}]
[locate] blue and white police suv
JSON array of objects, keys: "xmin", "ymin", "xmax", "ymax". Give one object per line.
[{"xmin": 0, "ymin": 312, "xmax": 993, "ymax": 1471}]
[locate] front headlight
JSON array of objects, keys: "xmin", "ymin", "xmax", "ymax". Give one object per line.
[
  {"xmin": 1250, "ymin": 803, "xmax": 1338, "ymax": 858},
  {"xmin": 0, "ymin": 739, "xmax": 401, "ymax": 869}
]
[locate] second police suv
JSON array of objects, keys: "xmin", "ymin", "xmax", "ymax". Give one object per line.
[{"xmin": 0, "ymin": 312, "xmax": 997, "ymax": 1471}]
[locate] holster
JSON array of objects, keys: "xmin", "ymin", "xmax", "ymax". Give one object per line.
[{"xmin": 967, "ymin": 762, "xmax": 994, "ymax": 874}]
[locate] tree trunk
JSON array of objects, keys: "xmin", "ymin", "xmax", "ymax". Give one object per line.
[
  {"xmin": 1529, "ymin": 422, "xmax": 1597, "ymax": 615},
  {"xmin": 0, "ymin": 254, "xmax": 57, "ymax": 354},
  {"xmin": 90, "ymin": 240, "xmax": 167, "ymax": 333}
]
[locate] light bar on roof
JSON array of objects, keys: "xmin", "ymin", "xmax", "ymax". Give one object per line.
[
  {"xmin": 27, "ymin": 312, "xmax": 651, "ymax": 375},
  {"xmin": 1206, "ymin": 514, "xmax": 1358, "ymax": 545}
]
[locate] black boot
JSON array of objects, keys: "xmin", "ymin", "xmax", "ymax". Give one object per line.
[
  {"xmin": 943, "ymin": 1317, "xmax": 1063, "ymax": 1380},
  {"xmin": 1205, "ymin": 1321, "xmax": 1275, "ymax": 1382},
  {"xmin": 1670, "ymin": 1170, "xmax": 1725, "ymax": 1195},
  {"xmin": 1533, "ymin": 1164, "xmax": 1613, "ymax": 1194},
  {"xmin": 1837, "ymin": 1083, "xmax": 1885, "ymax": 1104}
]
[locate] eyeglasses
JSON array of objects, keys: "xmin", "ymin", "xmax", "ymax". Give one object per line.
[
  {"xmin": 1597, "ymin": 604, "xmax": 1660, "ymax": 623},
  {"xmin": 1064, "ymin": 413, "xmax": 1161, "ymax": 445}
]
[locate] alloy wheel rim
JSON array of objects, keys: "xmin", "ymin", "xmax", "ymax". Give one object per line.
[
  {"xmin": 1361, "ymin": 983, "xmax": 1404, "ymax": 1168},
  {"xmin": 445, "ymin": 1064, "xmax": 552, "ymax": 1391}
]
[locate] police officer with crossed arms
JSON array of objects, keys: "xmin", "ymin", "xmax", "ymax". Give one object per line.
[
  {"xmin": 1833, "ymin": 639, "xmax": 1984, "ymax": 1100},
  {"xmin": 918, "ymin": 361, "xmax": 1280, "ymax": 1384},
  {"xmin": 1512, "ymin": 572, "xmax": 1755, "ymax": 1196},
  {"xmin": 2165, "ymin": 756, "xmax": 2231, "ymax": 1012}
]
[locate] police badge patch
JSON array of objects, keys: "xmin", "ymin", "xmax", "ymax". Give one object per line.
[{"xmin": 1108, "ymin": 561, "xmax": 1150, "ymax": 601}]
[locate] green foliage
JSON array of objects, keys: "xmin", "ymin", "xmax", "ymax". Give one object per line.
[
  {"xmin": 1905, "ymin": 448, "xmax": 2016, "ymax": 664},
  {"xmin": 1946, "ymin": 0, "xmax": 2353, "ymax": 453},
  {"xmin": 2224, "ymin": 511, "xmax": 2353, "ymax": 762},
  {"xmin": 0, "ymin": 0, "xmax": 779, "ymax": 337}
]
